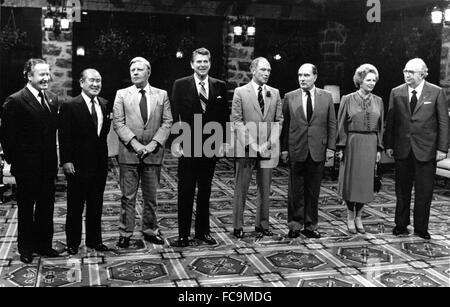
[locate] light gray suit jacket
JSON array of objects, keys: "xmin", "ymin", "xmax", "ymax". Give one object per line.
[
  {"xmin": 281, "ymin": 87, "xmax": 337, "ymax": 162},
  {"xmin": 113, "ymin": 85, "xmax": 173, "ymax": 165},
  {"xmin": 231, "ymin": 82, "xmax": 283, "ymax": 168}
]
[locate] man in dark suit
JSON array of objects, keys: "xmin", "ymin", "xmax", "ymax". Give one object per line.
[
  {"xmin": 59, "ymin": 69, "xmax": 111, "ymax": 255},
  {"xmin": 0, "ymin": 58, "xmax": 60, "ymax": 263},
  {"xmin": 281, "ymin": 63, "xmax": 337, "ymax": 239},
  {"xmin": 171, "ymin": 47, "xmax": 229, "ymax": 247},
  {"xmin": 386, "ymin": 58, "xmax": 449, "ymax": 240}
]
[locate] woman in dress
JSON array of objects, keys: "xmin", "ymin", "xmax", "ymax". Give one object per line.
[{"xmin": 336, "ymin": 64, "xmax": 384, "ymax": 234}]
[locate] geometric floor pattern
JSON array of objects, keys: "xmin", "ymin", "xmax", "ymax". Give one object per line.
[{"xmin": 0, "ymin": 150, "xmax": 449, "ymax": 287}]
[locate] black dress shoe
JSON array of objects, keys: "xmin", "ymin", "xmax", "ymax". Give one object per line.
[
  {"xmin": 66, "ymin": 246, "xmax": 79, "ymax": 255},
  {"xmin": 301, "ymin": 229, "xmax": 321, "ymax": 239},
  {"xmin": 116, "ymin": 237, "xmax": 130, "ymax": 248},
  {"xmin": 20, "ymin": 253, "xmax": 33, "ymax": 264},
  {"xmin": 176, "ymin": 237, "xmax": 190, "ymax": 247},
  {"xmin": 288, "ymin": 229, "xmax": 301, "ymax": 238},
  {"xmin": 144, "ymin": 234, "xmax": 164, "ymax": 245},
  {"xmin": 87, "ymin": 243, "xmax": 109, "ymax": 252},
  {"xmin": 36, "ymin": 248, "xmax": 60, "ymax": 257},
  {"xmin": 255, "ymin": 227, "xmax": 273, "ymax": 236},
  {"xmin": 392, "ymin": 226, "xmax": 409, "ymax": 236},
  {"xmin": 233, "ymin": 228, "xmax": 244, "ymax": 239},
  {"xmin": 195, "ymin": 234, "xmax": 218, "ymax": 245},
  {"xmin": 414, "ymin": 230, "xmax": 431, "ymax": 240}
]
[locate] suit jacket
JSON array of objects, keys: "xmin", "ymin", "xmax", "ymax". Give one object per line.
[
  {"xmin": 171, "ymin": 75, "xmax": 229, "ymax": 157},
  {"xmin": 385, "ymin": 81, "xmax": 449, "ymax": 161},
  {"xmin": 281, "ymin": 87, "xmax": 337, "ymax": 162},
  {"xmin": 113, "ymin": 85, "xmax": 173, "ymax": 165},
  {"xmin": 0, "ymin": 86, "xmax": 59, "ymax": 176},
  {"xmin": 230, "ymin": 82, "xmax": 283, "ymax": 168},
  {"xmin": 58, "ymin": 94, "xmax": 111, "ymax": 175}
]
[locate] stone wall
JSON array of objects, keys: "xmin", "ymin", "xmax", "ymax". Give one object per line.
[
  {"xmin": 440, "ymin": 25, "xmax": 450, "ymax": 99},
  {"xmin": 42, "ymin": 8, "xmax": 72, "ymax": 98},
  {"xmin": 223, "ymin": 16, "xmax": 255, "ymax": 103},
  {"xmin": 319, "ymin": 21, "xmax": 347, "ymax": 86}
]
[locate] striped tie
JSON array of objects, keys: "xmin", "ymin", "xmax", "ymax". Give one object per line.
[
  {"xmin": 199, "ymin": 81, "xmax": 208, "ymax": 112},
  {"xmin": 258, "ymin": 86, "xmax": 264, "ymax": 115}
]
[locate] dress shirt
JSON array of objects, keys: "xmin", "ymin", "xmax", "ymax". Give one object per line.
[
  {"xmin": 194, "ymin": 74, "xmax": 209, "ymax": 99},
  {"xmin": 82, "ymin": 91, "xmax": 103, "ymax": 136},
  {"xmin": 408, "ymin": 80, "xmax": 425, "ymax": 102},
  {"xmin": 302, "ymin": 86, "xmax": 316, "ymax": 118},
  {"xmin": 134, "ymin": 83, "xmax": 153, "ymax": 121}
]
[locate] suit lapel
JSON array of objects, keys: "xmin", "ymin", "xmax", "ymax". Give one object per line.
[
  {"xmin": 291, "ymin": 90, "xmax": 305, "ymax": 122},
  {"xmin": 22, "ymin": 87, "xmax": 47, "ymax": 116},
  {"xmin": 77, "ymin": 95, "xmax": 98, "ymax": 134},
  {"xmin": 245, "ymin": 83, "xmax": 263, "ymax": 118},
  {"xmin": 400, "ymin": 84, "xmax": 411, "ymax": 115},
  {"xmin": 413, "ymin": 82, "xmax": 430, "ymax": 115},
  {"xmin": 128, "ymin": 87, "xmax": 144, "ymax": 126},
  {"xmin": 310, "ymin": 88, "xmax": 321, "ymax": 122}
]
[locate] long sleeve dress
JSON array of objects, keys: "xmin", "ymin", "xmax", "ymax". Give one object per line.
[{"xmin": 337, "ymin": 91, "xmax": 384, "ymax": 203}]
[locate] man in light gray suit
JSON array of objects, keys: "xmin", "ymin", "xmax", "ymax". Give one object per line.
[
  {"xmin": 113, "ymin": 57, "xmax": 173, "ymax": 248},
  {"xmin": 231, "ymin": 57, "xmax": 283, "ymax": 239},
  {"xmin": 281, "ymin": 63, "xmax": 337, "ymax": 239}
]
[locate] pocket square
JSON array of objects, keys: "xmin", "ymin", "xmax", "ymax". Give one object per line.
[{"xmin": 424, "ymin": 101, "xmax": 432, "ymax": 105}]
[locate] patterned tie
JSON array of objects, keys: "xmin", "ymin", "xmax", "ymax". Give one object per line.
[
  {"xmin": 306, "ymin": 90, "xmax": 313, "ymax": 122},
  {"xmin": 199, "ymin": 81, "xmax": 208, "ymax": 112},
  {"xmin": 38, "ymin": 91, "xmax": 51, "ymax": 113},
  {"xmin": 258, "ymin": 86, "xmax": 264, "ymax": 115},
  {"xmin": 139, "ymin": 89, "xmax": 148, "ymax": 124},
  {"xmin": 90, "ymin": 98, "xmax": 98, "ymax": 133},
  {"xmin": 410, "ymin": 90, "xmax": 417, "ymax": 113}
]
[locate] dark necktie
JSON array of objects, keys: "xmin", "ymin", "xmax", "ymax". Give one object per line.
[
  {"xmin": 38, "ymin": 91, "xmax": 50, "ymax": 113},
  {"xmin": 258, "ymin": 86, "xmax": 264, "ymax": 115},
  {"xmin": 306, "ymin": 90, "xmax": 313, "ymax": 122},
  {"xmin": 410, "ymin": 90, "xmax": 417, "ymax": 113},
  {"xmin": 139, "ymin": 89, "xmax": 148, "ymax": 124},
  {"xmin": 90, "ymin": 98, "xmax": 98, "ymax": 133},
  {"xmin": 199, "ymin": 81, "xmax": 208, "ymax": 112}
]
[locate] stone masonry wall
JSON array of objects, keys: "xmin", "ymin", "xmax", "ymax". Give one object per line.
[
  {"xmin": 223, "ymin": 16, "xmax": 255, "ymax": 104},
  {"xmin": 319, "ymin": 21, "xmax": 347, "ymax": 86},
  {"xmin": 440, "ymin": 25, "xmax": 450, "ymax": 99}
]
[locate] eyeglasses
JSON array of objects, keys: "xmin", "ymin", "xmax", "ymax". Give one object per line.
[{"xmin": 403, "ymin": 69, "xmax": 421, "ymax": 75}]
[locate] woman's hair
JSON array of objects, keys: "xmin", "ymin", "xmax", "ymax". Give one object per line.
[{"xmin": 353, "ymin": 63, "xmax": 379, "ymax": 88}]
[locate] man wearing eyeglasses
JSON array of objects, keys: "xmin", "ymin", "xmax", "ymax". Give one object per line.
[{"xmin": 385, "ymin": 58, "xmax": 449, "ymax": 240}]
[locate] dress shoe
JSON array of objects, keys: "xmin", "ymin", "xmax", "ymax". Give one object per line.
[
  {"xmin": 195, "ymin": 234, "xmax": 217, "ymax": 245},
  {"xmin": 288, "ymin": 229, "xmax": 301, "ymax": 238},
  {"xmin": 392, "ymin": 226, "xmax": 409, "ymax": 236},
  {"xmin": 255, "ymin": 227, "xmax": 273, "ymax": 236},
  {"xmin": 116, "ymin": 237, "xmax": 130, "ymax": 248},
  {"xmin": 20, "ymin": 253, "xmax": 33, "ymax": 264},
  {"xmin": 66, "ymin": 246, "xmax": 79, "ymax": 255},
  {"xmin": 87, "ymin": 243, "xmax": 109, "ymax": 252},
  {"xmin": 144, "ymin": 234, "xmax": 165, "ymax": 245},
  {"xmin": 176, "ymin": 237, "xmax": 190, "ymax": 247},
  {"xmin": 414, "ymin": 230, "xmax": 431, "ymax": 240},
  {"xmin": 301, "ymin": 229, "xmax": 321, "ymax": 239},
  {"xmin": 233, "ymin": 229, "xmax": 244, "ymax": 239},
  {"xmin": 36, "ymin": 248, "xmax": 60, "ymax": 258}
]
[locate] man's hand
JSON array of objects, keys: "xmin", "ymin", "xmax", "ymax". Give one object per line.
[
  {"xmin": 436, "ymin": 150, "xmax": 448, "ymax": 162},
  {"xmin": 172, "ymin": 142, "xmax": 184, "ymax": 158},
  {"xmin": 259, "ymin": 142, "xmax": 270, "ymax": 157},
  {"xmin": 376, "ymin": 151, "xmax": 382, "ymax": 163},
  {"xmin": 326, "ymin": 149, "xmax": 335, "ymax": 161},
  {"xmin": 386, "ymin": 148, "xmax": 394, "ymax": 159},
  {"xmin": 281, "ymin": 151, "xmax": 289, "ymax": 164},
  {"xmin": 62, "ymin": 162, "xmax": 75, "ymax": 175},
  {"xmin": 130, "ymin": 138, "xmax": 146, "ymax": 156},
  {"xmin": 336, "ymin": 150, "xmax": 344, "ymax": 161},
  {"xmin": 145, "ymin": 140, "xmax": 159, "ymax": 153},
  {"xmin": 218, "ymin": 143, "xmax": 232, "ymax": 157},
  {"xmin": 249, "ymin": 143, "xmax": 259, "ymax": 153}
]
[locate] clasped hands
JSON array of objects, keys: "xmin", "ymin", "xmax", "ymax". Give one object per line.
[{"xmin": 132, "ymin": 139, "xmax": 159, "ymax": 159}]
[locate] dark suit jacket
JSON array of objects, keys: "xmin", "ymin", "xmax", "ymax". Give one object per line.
[
  {"xmin": 0, "ymin": 86, "xmax": 59, "ymax": 176},
  {"xmin": 58, "ymin": 94, "xmax": 111, "ymax": 175},
  {"xmin": 171, "ymin": 75, "xmax": 229, "ymax": 157},
  {"xmin": 281, "ymin": 87, "xmax": 337, "ymax": 162},
  {"xmin": 385, "ymin": 81, "xmax": 449, "ymax": 161}
]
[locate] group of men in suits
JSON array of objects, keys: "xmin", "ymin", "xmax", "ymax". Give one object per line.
[{"xmin": 0, "ymin": 53, "xmax": 447, "ymax": 263}]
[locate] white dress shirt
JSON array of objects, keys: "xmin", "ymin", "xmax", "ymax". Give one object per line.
[
  {"xmin": 194, "ymin": 74, "xmax": 209, "ymax": 99},
  {"xmin": 135, "ymin": 83, "xmax": 153, "ymax": 122},
  {"xmin": 82, "ymin": 91, "xmax": 103, "ymax": 136},
  {"xmin": 251, "ymin": 80, "xmax": 267, "ymax": 99},
  {"xmin": 408, "ymin": 79, "xmax": 425, "ymax": 102},
  {"xmin": 302, "ymin": 86, "xmax": 316, "ymax": 118}
]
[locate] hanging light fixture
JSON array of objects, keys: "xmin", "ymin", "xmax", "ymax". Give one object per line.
[
  {"xmin": 431, "ymin": 1, "xmax": 450, "ymax": 25},
  {"xmin": 246, "ymin": 26, "xmax": 256, "ymax": 36},
  {"xmin": 43, "ymin": 0, "xmax": 72, "ymax": 35},
  {"xmin": 233, "ymin": 25, "xmax": 243, "ymax": 36},
  {"xmin": 444, "ymin": 3, "xmax": 450, "ymax": 23}
]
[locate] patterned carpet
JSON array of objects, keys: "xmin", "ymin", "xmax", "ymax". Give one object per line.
[{"xmin": 0, "ymin": 151, "xmax": 449, "ymax": 287}]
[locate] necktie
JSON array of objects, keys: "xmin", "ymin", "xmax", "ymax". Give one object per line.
[
  {"xmin": 199, "ymin": 81, "xmax": 208, "ymax": 112},
  {"xmin": 90, "ymin": 98, "xmax": 98, "ymax": 133},
  {"xmin": 258, "ymin": 86, "xmax": 264, "ymax": 115},
  {"xmin": 139, "ymin": 89, "xmax": 148, "ymax": 124},
  {"xmin": 38, "ymin": 91, "xmax": 50, "ymax": 113},
  {"xmin": 410, "ymin": 90, "xmax": 417, "ymax": 113},
  {"xmin": 306, "ymin": 90, "xmax": 313, "ymax": 122}
]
